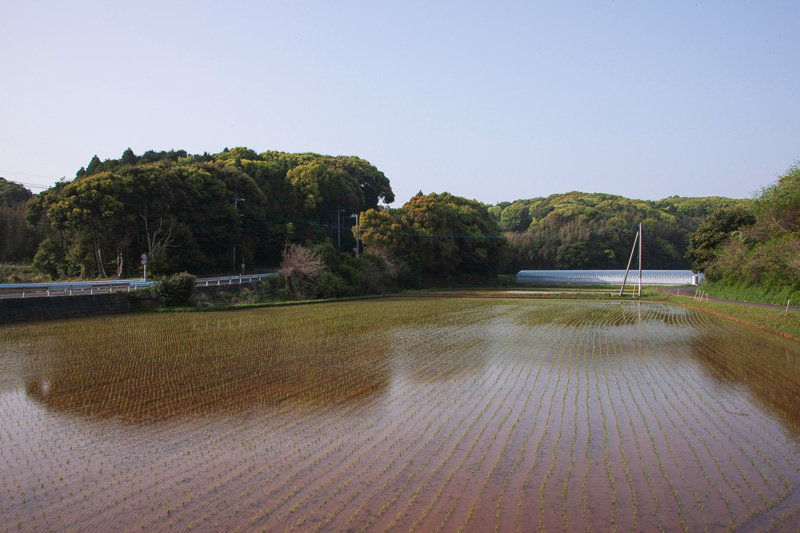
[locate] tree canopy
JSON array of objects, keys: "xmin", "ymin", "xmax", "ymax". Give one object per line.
[
  {"xmin": 26, "ymin": 148, "xmax": 394, "ymax": 279},
  {"xmin": 0, "ymin": 178, "xmax": 33, "ymax": 207},
  {"xmin": 685, "ymin": 206, "xmax": 755, "ymax": 272},
  {"xmin": 700, "ymin": 161, "xmax": 800, "ymax": 292},
  {"xmin": 490, "ymin": 192, "xmax": 749, "ymax": 272},
  {"xmin": 0, "ymin": 178, "xmax": 46, "ymax": 263},
  {"xmin": 359, "ymin": 192, "xmax": 506, "ymax": 286}
]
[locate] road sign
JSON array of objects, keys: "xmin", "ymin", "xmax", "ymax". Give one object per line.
[
  {"xmin": 141, "ymin": 253, "xmax": 147, "ymax": 260},
  {"xmin": 141, "ymin": 259, "xmax": 147, "ymax": 265}
]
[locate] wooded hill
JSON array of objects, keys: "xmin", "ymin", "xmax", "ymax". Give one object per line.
[
  {"xmin": 688, "ymin": 161, "xmax": 800, "ymax": 295},
  {"xmin": 22, "ymin": 148, "xmax": 393, "ymax": 279},
  {"xmin": 2, "ymin": 148, "xmax": 775, "ymax": 287},
  {"xmin": 489, "ymin": 192, "xmax": 750, "ymax": 272},
  {"xmin": 0, "ymin": 178, "xmax": 48, "ymax": 263}
]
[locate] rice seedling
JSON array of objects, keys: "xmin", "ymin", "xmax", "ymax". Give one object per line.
[{"xmin": 1, "ymin": 298, "xmax": 800, "ymax": 530}]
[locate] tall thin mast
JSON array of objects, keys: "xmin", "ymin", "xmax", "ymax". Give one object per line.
[
  {"xmin": 638, "ymin": 222, "xmax": 643, "ymax": 298},
  {"xmin": 619, "ymin": 228, "xmax": 640, "ymax": 297}
]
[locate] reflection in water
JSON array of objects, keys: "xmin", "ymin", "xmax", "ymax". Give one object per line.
[
  {"xmin": 2, "ymin": 298, "xmax": 800, "ymax": 532},
  {"xmin": 690, "ymin": 323, "xmax": 800, "ymax": 436},
  {"xmin": 19, "ymin": 306, "xmax": 392, "ymax": 421},
  {"xmin": 514, "ymin": 299, "xmax": 695, "ymax": 327}
]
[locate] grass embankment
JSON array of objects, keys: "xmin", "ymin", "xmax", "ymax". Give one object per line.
[
  {"xmin": 0, "ymin": 263, "xmax": 48, "ymax": 283},
  {"xmin": 702, "ymin": 281, "xmax": 800, "ymax": 308},
  {"xmin": 650, "ymin": 290, "xmax": 800, "ymax": 341}
]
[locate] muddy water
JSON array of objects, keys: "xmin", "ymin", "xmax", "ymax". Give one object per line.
[{"xmin": 1, "ymin": 299, "xmax": 800, "ymax": 531}]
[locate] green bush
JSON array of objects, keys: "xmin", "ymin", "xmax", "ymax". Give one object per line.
[
  {"xmin": 258, "ymin": 276, "xmax": 293, "ymax": 302},
  {"xmin": 152, "ymin": 272, "xmax": 196, "ymax": 307}
]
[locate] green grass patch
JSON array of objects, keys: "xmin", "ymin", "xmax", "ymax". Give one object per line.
[
  {"xmin": 702, "ymin": 280, "xmax": 800, "ymax": 307},
  {"xmin": 657, "ymin": 294, "xmax": 800, "ymax": 341},
  {"xmin": 0, "ymin": 263, "xmax": 49, "ymax": 284}
]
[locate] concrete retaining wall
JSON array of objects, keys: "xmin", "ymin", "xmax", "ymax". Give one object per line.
[
  {"xmin": 0, "ymin": 293, "xmax": 132, "ymax": 323},
  {"xmin": 0, "ymin": 280, "xmax": 266, "ymax": 323}
]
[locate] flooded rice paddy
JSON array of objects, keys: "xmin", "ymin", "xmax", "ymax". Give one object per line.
[{"xmin": 1, "ymin": 298, "xmax": 800, "ymax": 531}]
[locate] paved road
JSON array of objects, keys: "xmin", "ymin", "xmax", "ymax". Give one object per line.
[{"xmin": 659, "ymin": 286, "xmax": 800, "ymax": 313}]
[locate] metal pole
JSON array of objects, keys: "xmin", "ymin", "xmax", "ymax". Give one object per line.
[
  {"xmin": 638, "ymin": 222, "xmax": 642, "ymax": 298},
  {"xmin": 337, "ymin": 206, "xmax": 341, "ymax": 252},
  {"xmin": 233, "ymin": 192, "xmax": 245, "ymax": 274},
  {"xmin": 234, "ymin": 193, "xmax": 238, "ymax": 273},
  {"xmin": 619, "ymin": 230, "xmax": 640, "ymax": 297}
]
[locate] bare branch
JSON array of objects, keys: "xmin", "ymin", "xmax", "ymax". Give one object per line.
[{"xmin": 279, "ymin": 245, "xmax": 324, "ymax": 281}]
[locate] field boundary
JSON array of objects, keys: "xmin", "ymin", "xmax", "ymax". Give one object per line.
[{"xmin": 657, "ymin": 299, "xmax": 800, "ymax": 343}]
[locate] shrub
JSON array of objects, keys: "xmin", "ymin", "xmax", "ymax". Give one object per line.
[
  {"xmin": 152, "ymin": 272, "xmax": 196, "ymax": 307},
  {"xmin": 279, "ymin": 244, "xmax": 324, "ymax": 298}
]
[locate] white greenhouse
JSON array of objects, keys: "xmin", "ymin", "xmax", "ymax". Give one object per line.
[{"xmin": 515, "ymin": 270, "xmax": 703, "ymax": 286}]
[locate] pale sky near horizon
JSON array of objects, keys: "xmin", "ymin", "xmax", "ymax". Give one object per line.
[{"xmin": 1, "ymin": 1, "xmax": 798, "ymax": 206}]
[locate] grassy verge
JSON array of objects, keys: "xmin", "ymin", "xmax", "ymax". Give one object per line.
[
  {"xmin": 653, "ymin": 292, "xmax": 800, "ymax": 341},
  {"xmin": 702, "ymin": 281, "xmax": 799, "ymax": 307},
  {"xmin": 0, "ymin": 263, "xmax": 49, "ymax": 284}
]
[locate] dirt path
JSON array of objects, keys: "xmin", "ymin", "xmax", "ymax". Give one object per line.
[{"xmin": 658, "ymin": 286, "xmax": 800, "ymax": 313}]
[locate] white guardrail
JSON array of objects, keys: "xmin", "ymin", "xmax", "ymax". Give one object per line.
[{"xmin": 0, "ymin": 273, "xmax": 276, "ymax": 299}]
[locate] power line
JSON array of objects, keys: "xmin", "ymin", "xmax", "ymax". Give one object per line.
[
  {"xmin": 0, "ymin": 170, "xmax": 61, "ymax": 188},
  {"xmin": 0, "ymin": 179, "xmax": 51, "ymax": 190}
]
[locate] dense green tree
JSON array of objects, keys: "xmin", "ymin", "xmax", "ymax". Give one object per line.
[
  {"xmin": 27, "ymin": 172, "xmax": 133, "ymax": 277},
  {"xmin": 85, "ymin": 155, "xmax": 103, "ymax": 175},
  {"xmin": 121, "ymin": 147, "xmax": 138, "ymax": 166},
  {"xmin": 685, "ymin": 206, "xmax": 755, "ymax": 272},
  {"xmin": 494, "ymin": 192, "xmax": 748, "ymax": 272},
  {"xmin": 0, "ymin": 179, "xmax": 47, "ymax": 262},
  {"xmin": 498, "ymin": 201, "xmax": 532, "ymax": 231},
  {"xmin": 360, "ymin": 192, "xmax": 506, "ymax": 286},
  {"xmin": 750, "ymin": 162, "xmax": 800, "ymax": 237},
  {"xmin": 0, "ymin": 178, "xmax": 33, "ymax": 207},
  {"xmin": 700, "ymin": 162, "xmax": 800, "ymax": 292},
  {"xmin": 26, "ymin": 147, "xmax": 394, "ymax": 279}
]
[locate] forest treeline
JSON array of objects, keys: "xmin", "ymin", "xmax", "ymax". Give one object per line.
[
  {"xmin": 359, "ymin": 192, "xmax": 507, "ymax": 286},
  {"xmin": 2, "ymin": 147, "xmax": 503, "ymax": 289},
  {"xmin": 490, "ymin": 192, "xmax": 749, "ymax": 272},
  {"xmin": 685, "ymin": 162, "xmax": 800, "ymax": 296},
  {"xmin": 0, "ymin": 179, "xmax": 49, "ymax": 264},
  {"xmin": 2, "ymin": 149, "xmax": 796, "ymax": 298},
  {"xmin": 20, "ymin": 147, "xmax": 394, "ymax": 279}
]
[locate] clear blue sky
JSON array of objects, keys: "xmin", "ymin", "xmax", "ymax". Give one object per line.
[{"xmin": 1, "ymin": 1, "xmax": 798, "ymax": 206}]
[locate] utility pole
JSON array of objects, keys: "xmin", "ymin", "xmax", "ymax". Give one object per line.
[
  {"xmin": 233, "ymin": 192, "xmax": 245, "ymax": 274},
  {"xmin": 619, "ymin": 226, "xmax": 640, "ymax": 297},
  {"xmin": 638, "ymin": 222, "xmax": 643, "ymax": 297},
  {"xmin": 353, "ymin": 213, "xmax": 360, "ymax": 258}
]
